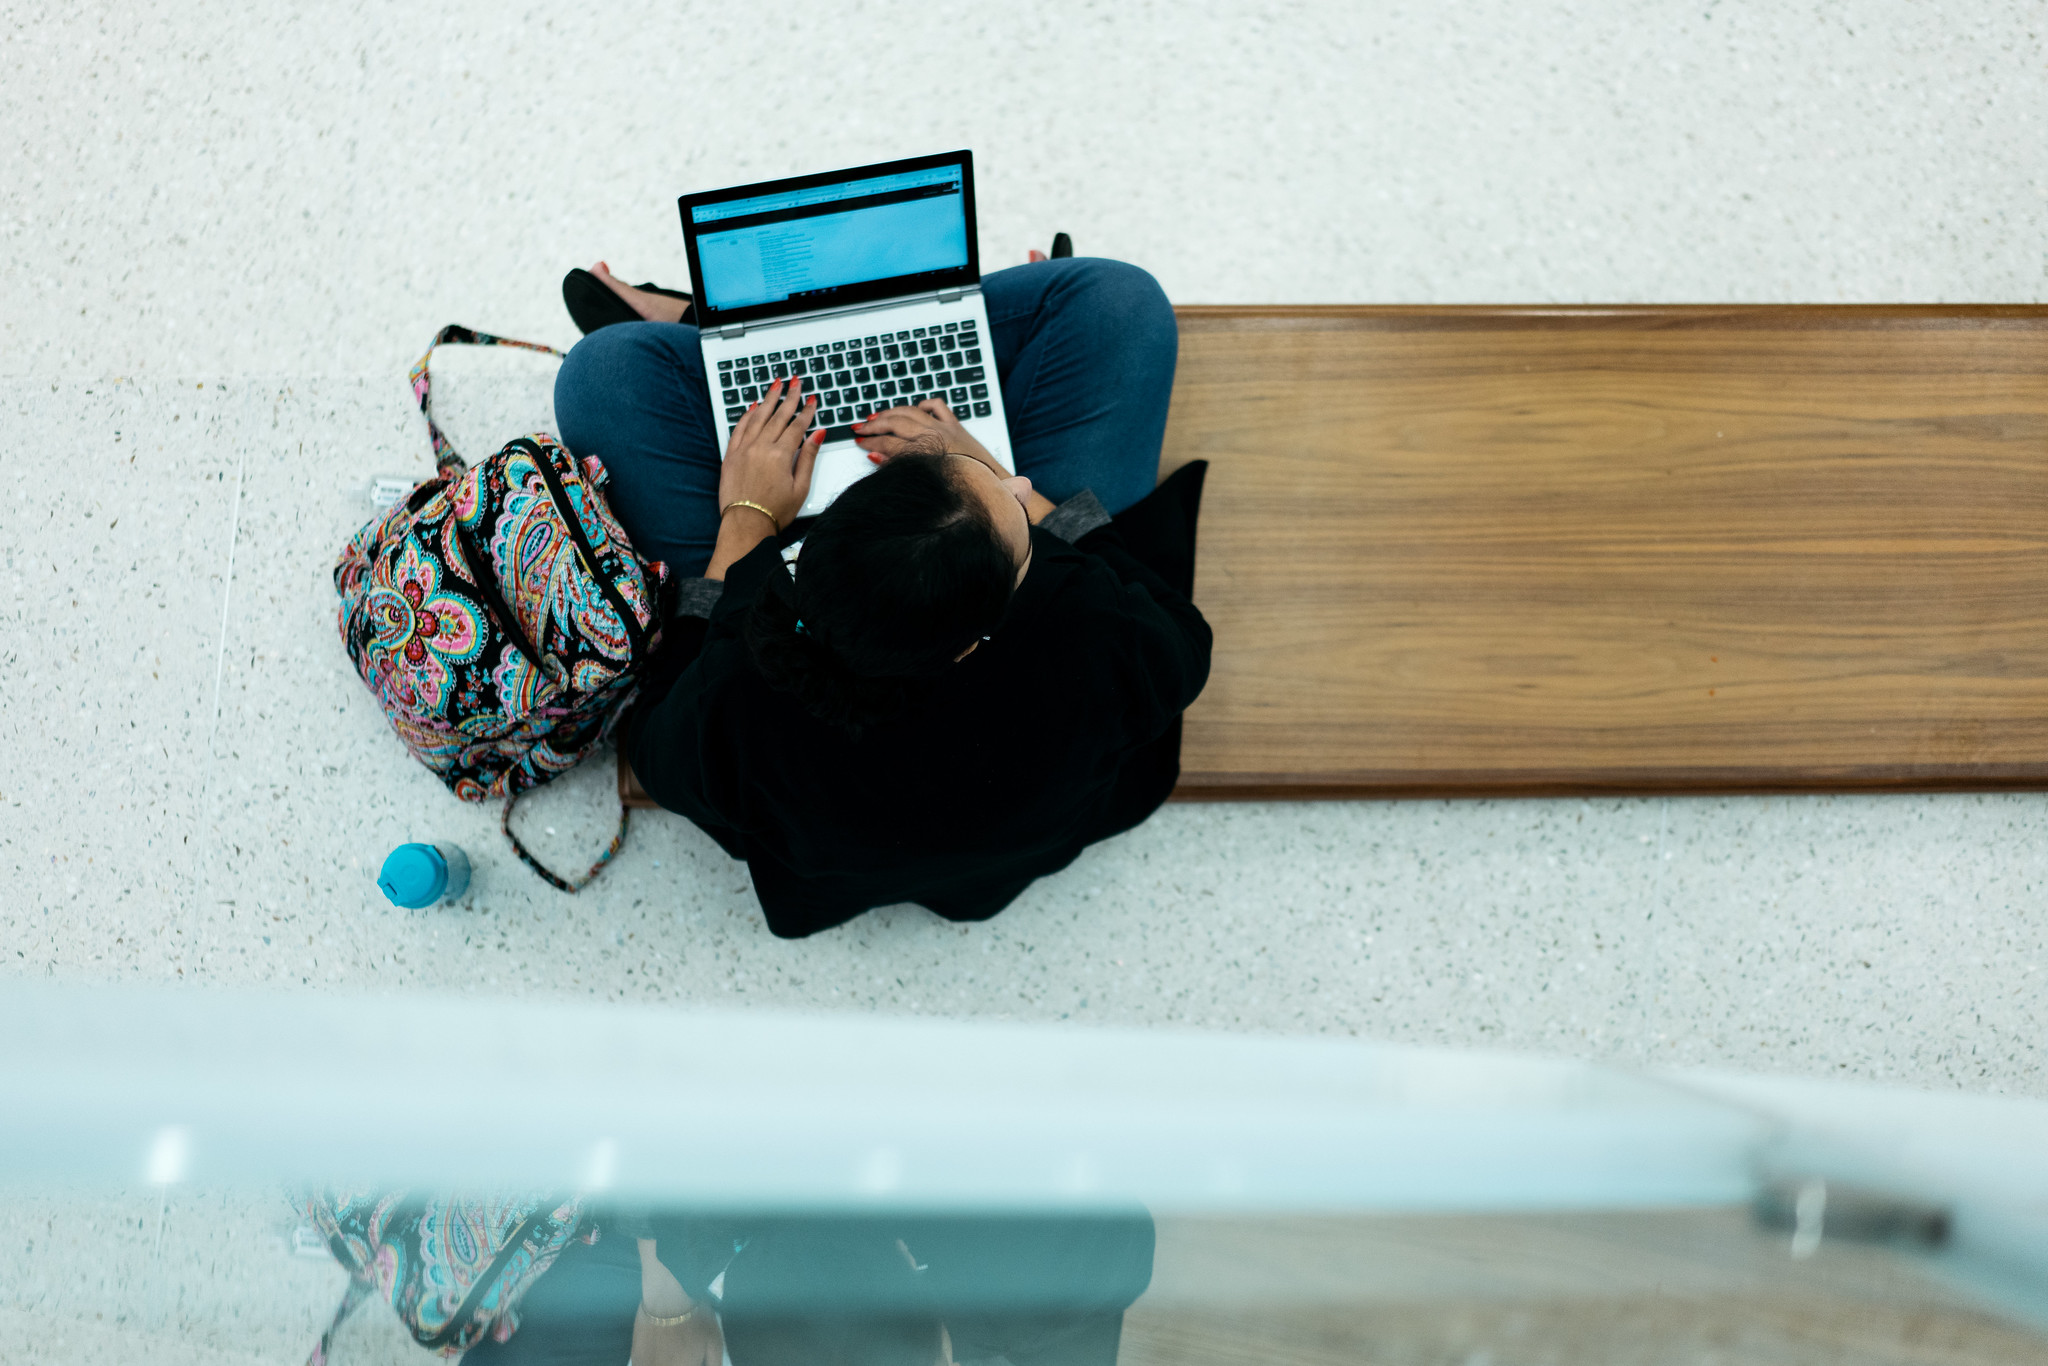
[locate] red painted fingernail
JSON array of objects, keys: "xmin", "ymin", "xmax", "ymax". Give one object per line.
[{"xmin": 868, "ymin": 453, "xmax": 881, "ymax": 463}]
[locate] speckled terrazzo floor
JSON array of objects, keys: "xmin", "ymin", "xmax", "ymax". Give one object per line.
[{"xmin": 6, "ymin": 2, "xmax": 2048, "ymax": 1099}]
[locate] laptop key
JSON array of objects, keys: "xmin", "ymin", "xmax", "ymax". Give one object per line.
[
  {"xmin": 972, "ymin": 400, "xmax": 992, "ymax": 418},
  {"xmin": 962, "ymin": 348, "xmax": 982, "ymax": 365},
  {"xmin": 969, "ymin": 383, "xmax": 988, "ymax": 399},
  {"xmin": 956, "ymin": 366, "xmax": 985, "ymax": 384},
  {"xmin": 950, "ymin": 387, "xmax": 969, "ymax": 405},
  {"xmin": 920, "ymin": 338, "xmax": 938, "ymax": 353},
  {"xmin": 861, "ymin": 384, "xmax": 879, "ymax": 400},
  {"xmin": 726, "ymin": 405, "xmax": 747, "ymax": 422},
  {"xmin": 723, "ymin": 388, "xmax": 740, "ymax": 405},
  {"xmin": 742, "ymin": 385, "xmax": 760, "ymax": 401},
  {"xmin": 939, "ymin": 335, "xmax": 957, "ymax": 350}
]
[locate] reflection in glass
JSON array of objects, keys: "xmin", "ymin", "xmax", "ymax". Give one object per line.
[{"xmin": 6, "ymin": 1188, "xmax": 2046, "ymax": 1365}]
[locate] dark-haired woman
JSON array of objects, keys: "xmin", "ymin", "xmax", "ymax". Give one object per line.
[
  {"xmin": 553, "ymin": 257, "xmax": 1210, "ymax": 938},
  {"xmin": 461, "ymin": 1207, "xmax": 1155, "ymax": 1366}
]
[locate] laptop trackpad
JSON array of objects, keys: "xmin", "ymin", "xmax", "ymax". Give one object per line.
[{"xmin": 798, "ymin": 444, "xmax": 873, "ymax": 519}]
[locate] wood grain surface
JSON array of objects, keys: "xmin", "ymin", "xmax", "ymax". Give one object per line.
[
  {"xmin": 622, "ymin": 305, "xmax": 2048, "ymax": 807},
  {"xmin": 1121, "ymin": 1210, "xmax": 2048, "ymax": 1366},
  {"xmin": 1164, "ymin": 305, "xmax": 2048, "ymax": 797}
]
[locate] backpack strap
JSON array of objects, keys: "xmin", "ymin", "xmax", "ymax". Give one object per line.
[
  {"xmin": 305, "ymin": 1274, "xmax": 375, "ymax": 1366},
  {"xmin": 529, "ymin": 441, "xmax": 651, "ymax": 660},
  {"xmin": 409, "ymin": 325, "xmax": 565, "ymax": 479},
  {"xmin": 503, "ymin": 793, "xmax": 630, "ymax": 894}
]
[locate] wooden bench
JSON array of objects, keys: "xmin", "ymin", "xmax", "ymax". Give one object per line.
[{"xmin": 625, "ymin": 304, "xmax": 2048, "ymax": 808}]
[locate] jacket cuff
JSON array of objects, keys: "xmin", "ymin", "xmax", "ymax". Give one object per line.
[
  {"xmin": 1039, "ymin": 488, "xmax": 1111, "ymax": 543},
  {"xmin": 672, "ymin": 576, "xmax": 725, "ymax": 620}
]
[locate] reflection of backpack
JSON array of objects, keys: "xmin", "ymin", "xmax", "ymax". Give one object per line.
[
  {"xmin": 304, "ymin": 1190, "xmax": 589, "ymax": 1363},
  {"xmin": 333, "ymin": 327, "xmax": 670, "ymax": 890}
]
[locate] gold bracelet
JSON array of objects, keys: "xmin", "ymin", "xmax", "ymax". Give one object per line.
[
  {"xmin": 641, "ymin": 1303, "xmax": 696, "ymax": 1328},
  {"xmin": 721, "ymin": 500, "xmax": 780, "ymax": 533}
]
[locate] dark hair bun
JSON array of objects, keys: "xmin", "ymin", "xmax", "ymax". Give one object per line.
[
  {"xmin": 746, "ymin": 576, "xmax": 908, "ymax": 734},
  {"xmin": 745, "ymin": 453, "xmax": 1017, "ymax": 737}
]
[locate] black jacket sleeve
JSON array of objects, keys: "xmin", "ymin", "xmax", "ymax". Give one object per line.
[
  {"xmin": 623, "ymin": 540, "xmax": 788, "ymax": 845},
  {"xmin": 1071, "ymin": 520, "xmax": 1213, "ymax": 734}
]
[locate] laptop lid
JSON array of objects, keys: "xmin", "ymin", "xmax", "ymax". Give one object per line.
[{"xmin": 679, "ymin": 150, "xmax": 979, "ymax": 331}]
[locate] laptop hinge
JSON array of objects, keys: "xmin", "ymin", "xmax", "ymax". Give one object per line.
[{"xmin": 704, "ymin": 285, "xmax": 982, "ymax": 340}]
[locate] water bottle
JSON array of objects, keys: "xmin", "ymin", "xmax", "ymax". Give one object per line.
[{"xmin": 377, "ymin": 842, "xmax": 472, "ymax": 908}]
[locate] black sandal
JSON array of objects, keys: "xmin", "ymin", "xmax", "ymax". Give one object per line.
[{"xmin": 562, "ymin": 268, "xmax": 693, "ymax": 335}]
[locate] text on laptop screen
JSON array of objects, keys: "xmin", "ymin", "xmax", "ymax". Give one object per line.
[{"xmin": 691, "ymin": 165, "xmax": 969, "ymax": 311}]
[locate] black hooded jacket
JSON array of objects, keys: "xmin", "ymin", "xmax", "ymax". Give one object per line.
[{"xmin": 623, "ymin": 464, "xmax": 1211, "ymax": 938}]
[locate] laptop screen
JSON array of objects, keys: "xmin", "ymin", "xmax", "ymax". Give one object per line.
[{"xmin": 680, "ymin": 151, "xmax": 978, "ymax": 326}]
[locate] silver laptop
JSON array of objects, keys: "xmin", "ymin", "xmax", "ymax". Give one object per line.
[{"xmin": 679, "ymin": 150, "xmax": 1011, "ymax": 519}]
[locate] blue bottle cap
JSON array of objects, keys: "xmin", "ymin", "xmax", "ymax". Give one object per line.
[{"xmin": 378, "ymin": 843, "xmax": 449, "ymax": 909}]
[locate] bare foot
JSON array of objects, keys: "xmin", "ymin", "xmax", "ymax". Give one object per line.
[{"xmin": 591, "ymin": 261, "xmax": 690, "ymax": 324}]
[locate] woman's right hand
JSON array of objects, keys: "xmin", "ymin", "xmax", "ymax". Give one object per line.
[
  {"xmin": 720, "ymin": 377, "xmax": 823, "ymax": 532},
  {"xmin": 852, "ymin": 397, "xmax": 998, "ymax": 476},
  {"xmin": 855, "ymin": 398, "xmax": 1057, "ymax": 526}
]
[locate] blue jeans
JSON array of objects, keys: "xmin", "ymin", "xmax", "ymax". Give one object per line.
[{"xmin": 553, "ymin": 258, "xmax": 1180, "ymax": 575}]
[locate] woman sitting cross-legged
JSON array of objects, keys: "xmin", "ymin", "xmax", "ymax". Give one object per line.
[{"xmin": 553, "ymin": 257, "xmax": 1210, "ymax": 939}]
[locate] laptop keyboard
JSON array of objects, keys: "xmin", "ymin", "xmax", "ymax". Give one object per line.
[{"xmin": 715, "ymin": 319, "xmax": 991, "ymax": 444}]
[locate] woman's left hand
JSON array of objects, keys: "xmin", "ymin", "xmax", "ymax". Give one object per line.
[
  {"xmin": 720, "ymin": 377, "xmax": 823, "ymax": 532},
  {"xmin": 633, "ymin": 1307, "xmax": 723, "ymax": 1366},
  {"xmin": 634, "ymin": 1240, "xmax": 724, "ymax": 1366}
]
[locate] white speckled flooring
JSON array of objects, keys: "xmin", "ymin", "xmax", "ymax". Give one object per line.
[{"xmin": 6, "ymin": 2, "xmax": 2048, "ymax": 1097}]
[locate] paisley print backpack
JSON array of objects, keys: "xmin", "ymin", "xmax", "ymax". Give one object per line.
[
  {"xmin": 334, "ymin": 327, "xmax": 669, "ymax": 889},
  {"xmin": 303, "ymin": 1189, "xmax": 590, "ymax": 1363}
]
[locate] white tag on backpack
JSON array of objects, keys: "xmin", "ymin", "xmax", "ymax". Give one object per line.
[{"xmin": 369, "ymin": 476, "xmax": 418, "ymax": 509}]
